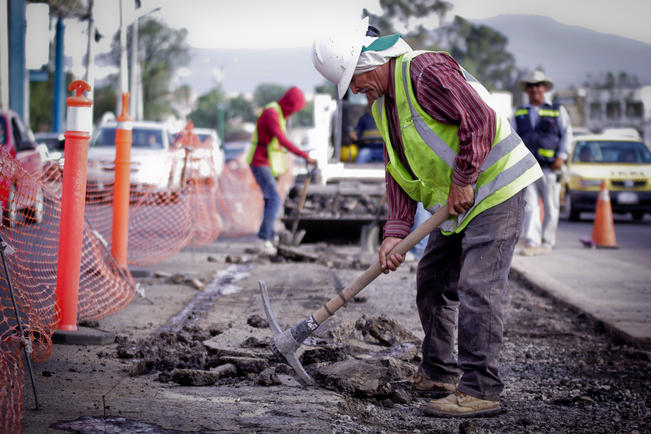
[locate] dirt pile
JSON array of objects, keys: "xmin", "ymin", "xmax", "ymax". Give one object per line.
[{"xmin": 118, "ymin": 313, "xmax": 424, "ymax": 405}]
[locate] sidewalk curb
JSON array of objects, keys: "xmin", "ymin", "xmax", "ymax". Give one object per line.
[{"xmin": 509, "ymin": 262, "xmax": 649, "ymax": 349}]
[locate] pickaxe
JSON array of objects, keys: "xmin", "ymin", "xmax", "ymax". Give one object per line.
[{"xmin": 259, "ymin": 205, "xmax": 449, "ymax": 385}]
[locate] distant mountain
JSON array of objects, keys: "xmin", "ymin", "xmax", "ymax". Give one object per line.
[
  {"xmin": 471, "ymin": 14, "xmax": 651, "ymax": 90},
  {"xmin": 177, "ymin": 14, "xmax": 651, "ymax": 97},
  {"xmin": 179, "ymin": 46, "xmax": 319, "ymax": 97}
]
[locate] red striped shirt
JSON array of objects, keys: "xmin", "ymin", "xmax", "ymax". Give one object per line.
[{"xmin": 383, "ymin": 52, "xmax": 496, "ymax": 239}]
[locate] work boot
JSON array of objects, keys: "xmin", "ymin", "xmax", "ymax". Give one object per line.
[
  {"xmin": 539, "ymin": 243, "xmax": 553, "ymax": 254},
  {"xmin": 425, "ymin": 391, "xmax": 502, "ymax": 418},
  {"xmin": 412, "ymin": 371, "xmax": 456, "ymax": 397},
  {"xmin": 519, "ymin": 245, "xmax": 541, "ymax": 256}
]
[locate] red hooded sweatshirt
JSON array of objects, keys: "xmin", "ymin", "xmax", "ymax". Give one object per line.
[{"xmin": 249, "ymin": 86, "xmax": 310, "ymax": 167}]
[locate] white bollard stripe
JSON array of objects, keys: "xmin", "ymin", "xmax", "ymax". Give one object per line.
[
  {"xmin": 66, "ymin": 106, "xmax": 92, "ymax": 133},
  {"xmin": 117, "ymin": 121, "xmax": 133, "ymax": 131}
]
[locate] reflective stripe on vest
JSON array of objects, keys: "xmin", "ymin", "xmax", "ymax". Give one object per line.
[
  {"xmin": 372, "ymin": 51, "xmax": 542, "ymax": 233},
  {"xmin": 514, "ymin": 104, "xmax": 561, "ymax": 164},
  {"xmin": 247, "ymin": 102, "xmax": 289, "ymax": 176},
  {"xmin": 537, "ymin": 148, "xmax": 555, "ymax": 158},
  {"xmin": 516, "ymin": 107, "xmax": 559, "ymax": 118},
  {"xmin": 538, "ymin": 108, "xmax": 559, "ymax": 117}
]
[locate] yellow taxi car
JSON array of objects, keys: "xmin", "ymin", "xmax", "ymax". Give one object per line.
[{"xmin": 561, "ymin": 132, "xmax": 651, "ymax": 221}]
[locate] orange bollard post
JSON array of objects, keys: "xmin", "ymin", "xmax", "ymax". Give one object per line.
[
  {"xmin": 111, "ymin": 93, "xmax": 132, "ymax": 268},
  {"xmin": 592, "ymin": 180, "xmax": 617, "ymax": 248},
  {"xmin": 55, "ymin": 80, "xmax": 93, "ymax": 332}
]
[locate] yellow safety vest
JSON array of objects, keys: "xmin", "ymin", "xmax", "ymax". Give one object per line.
[
  {"xmin": 247, "ymin": 102, "xmax": 289, "ymax": 176},
  {"xmin": 372, "ymin": 51, "xmax": 542, "ymax": 234}
]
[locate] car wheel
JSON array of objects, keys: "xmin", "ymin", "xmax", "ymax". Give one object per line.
[
  {"xmin": 3, "ymin": 184, "xmax": 18, "ymax": 228},
  {"xmin": 360, "ymin": 222, "xmax": 381, "ymax": 254},
  {"xmin": 24, "ymin": 188, "xmax": 44, "ymax": 224},
  {"xmin": 631, "ymin": 211, "xmax": 645, "ymax": 222}
]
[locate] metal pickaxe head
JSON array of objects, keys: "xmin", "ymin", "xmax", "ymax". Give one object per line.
[
  {"xmin": 259, "ymin": 280, "xmax": 318, "ymax": 385},
  {"xmin": 258, "ymin": 207, "xmax": 451, "ymax": 386}
]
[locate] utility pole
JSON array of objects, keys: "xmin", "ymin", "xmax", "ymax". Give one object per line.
[
  {"xmin": 117, "ymin": 0, "xmax": 129, "ymax": 116},
  {"xmin": 0, "ymin": 0, "xmax": 9, "ymax": 109},
  {"xmin": 53, "ymin": 16, "xmax": 65, "ymax": 133},
  {"xmin": 8, "ymin": 0, "xmax": 26, "ymax": 120},
  {"xmin": 84, "ymin": 0, "xmax": 95, "ymax": 108},
  {"xmin": 129, "ymin": 0, "xmax": 139, "ymax": 120}
]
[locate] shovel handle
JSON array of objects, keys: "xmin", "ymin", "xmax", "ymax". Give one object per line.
[
  {"xmin": 290, "ymin": 166, "xmax": 313, "ymax": 237},
  {"xmin": 313, "ymin": 205, "xmax": 450, "ymax": 324}
]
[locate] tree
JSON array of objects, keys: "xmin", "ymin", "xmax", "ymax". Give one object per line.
[
  {"xmin": 440, "ymin": 16, "xmax": 516, "ymax": 90},
  {"xmin": 315, "ymin": 82, "xmax": 336, "ymax": 98},
  {"xmin": 253, "ymin": 83, "xmax": 287, "ymax": 108},
  {"xmin": 93, "ymin": 80, "xmax": 118, "ymax": 124},
  {"xmin": 28, "ymin": 0, "xmax": 86, "ymax": 130},
  {"xmin": 30, "ymin": 71, "xmax": 74, "ymax": 132},
  {"xmin": 227, "ymin": 95, "xmax": 256, "ymax": 123},
  {"xmin": 102, "ymin": 17, "xmax": 190, "ymax": 120},
  {"xmin": 364, "ymin": 0, "xmax": 452, "ymax": 48},
  {"xmin": 187, "ymin": 88, "xmax": 227, "ymax": 131},
  {"xmin": 293, "ymin": 101, "xmax": 313, "ymax": 127},
  {"xmin": 583, "ymin": 71, "xmax": 640, "ymax": 90},
  {"xmin": 364, "ymin": 0, "xmax": 517, "ymax": 91}
]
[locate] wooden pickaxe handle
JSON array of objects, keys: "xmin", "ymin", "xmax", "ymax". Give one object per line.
[{"xmin": 313, "ymin": 205, "xmax": 450, "ymax": 324}]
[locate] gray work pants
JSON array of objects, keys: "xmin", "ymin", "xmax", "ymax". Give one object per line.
[{"xmin": 416, "ymin": 190, "xmax": 525, "ymax": 401}]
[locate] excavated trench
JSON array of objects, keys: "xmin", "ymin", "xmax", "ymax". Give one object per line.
[{"xmin": 86, "ymin": 252, "xmax": 649, "ymax": 433}]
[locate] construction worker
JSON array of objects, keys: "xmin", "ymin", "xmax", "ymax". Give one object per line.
[
  {"xmin": 312, "ymin": 18, "xmax": 542, "ymax": 417},
  {"xmin": 513, "ymin": 70, "xmax": 572, "ymax": 256},
  {"xmin": 247, "ymin": 87, "xmax": 317, "ymax": 255}
]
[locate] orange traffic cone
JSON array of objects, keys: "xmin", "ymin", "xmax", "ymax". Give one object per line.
[{"xmin": 591, "ymin": 180, "xmax": 617, "ymax": 248}]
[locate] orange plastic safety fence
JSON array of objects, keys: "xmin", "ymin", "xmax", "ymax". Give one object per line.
[
  {"xmin": 1, "ymin": 123, "xmax": 294, "ymax": 430},
  {"xmin": 0, "ymin": 340, "xmax": 23, "ymax": 434},
  {"xmin": 0, "ymin": 148, "xmax": 135, "ymax": 432}
]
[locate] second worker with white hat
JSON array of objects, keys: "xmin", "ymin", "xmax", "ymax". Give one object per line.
[{"xmin": 513, "ymin": 70, "xmax": 573, "ymax": 256}]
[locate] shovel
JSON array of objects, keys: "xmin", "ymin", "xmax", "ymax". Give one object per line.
[
  {"xmin": 260, "ymin": 205, "xmax": 449, "ymax": 385},
  {"xmin": 288, "ymin": 165, "xmax": 315, "ymax": 246}
]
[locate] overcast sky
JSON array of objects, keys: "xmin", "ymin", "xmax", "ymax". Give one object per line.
[
  {"xmin": 87, "ymin": 0, "xmax": 651, "ymax": 48},
  {"xmin": 60, "ymin": 0, "xmax": 651, "ymax": 78}
]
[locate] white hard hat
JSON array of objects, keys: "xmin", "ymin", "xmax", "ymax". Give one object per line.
[{"xmin": 312, "ymin": 17, "xmax": 369, "ymax": 99}]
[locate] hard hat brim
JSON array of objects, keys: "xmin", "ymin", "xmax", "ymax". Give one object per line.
[{"xmin": 336, "ymin": 17, "xmax": 369, "ymax": 99}]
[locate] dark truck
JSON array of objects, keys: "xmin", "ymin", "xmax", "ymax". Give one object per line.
[{"xmin": 281, "ymin": 92, "xmax": 386, "ymax": 248}]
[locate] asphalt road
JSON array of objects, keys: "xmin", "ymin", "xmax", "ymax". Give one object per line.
[
  {"xmin": 18, "ymin": 234, "xmax": 650, "ymax": 433},
  {"xmin": 556, "ymin": 212, "xmax": 651, "ymax": 268}
]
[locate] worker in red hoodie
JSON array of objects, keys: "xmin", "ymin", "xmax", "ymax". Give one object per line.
[{"xmin": 247, "ymin": 86, "xmax": 317, "ymax": 255}]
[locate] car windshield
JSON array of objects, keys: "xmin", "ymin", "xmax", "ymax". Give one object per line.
[
  {"xmin": 92, "ymin": 127, "xmax": 166, "ymax": 149},
  {"xmin": 572, "ymin": 140, "xmax": 651, "ymax": 164},
  {"xmin": 195, "ymin": 133, "xmax": 215, "ymax": 146}
]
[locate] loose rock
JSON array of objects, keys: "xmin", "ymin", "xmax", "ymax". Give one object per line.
[
  {"xmin": 247, "ymin": 314, "xmax": 268, "ymax": 328},
  {"xmin": 171, "ymin": 369, "xmax": 219, "ymax": 386}
]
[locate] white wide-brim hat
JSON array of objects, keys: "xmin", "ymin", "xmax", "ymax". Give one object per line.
[{"xmin": 518, "ymin": 70, "xmax": 554, "ymax": 91}]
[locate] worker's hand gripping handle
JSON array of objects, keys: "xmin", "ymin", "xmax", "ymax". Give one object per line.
[{"xmin": 312, "ymin": 206, "xmax": 450, "ymax": 324}]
